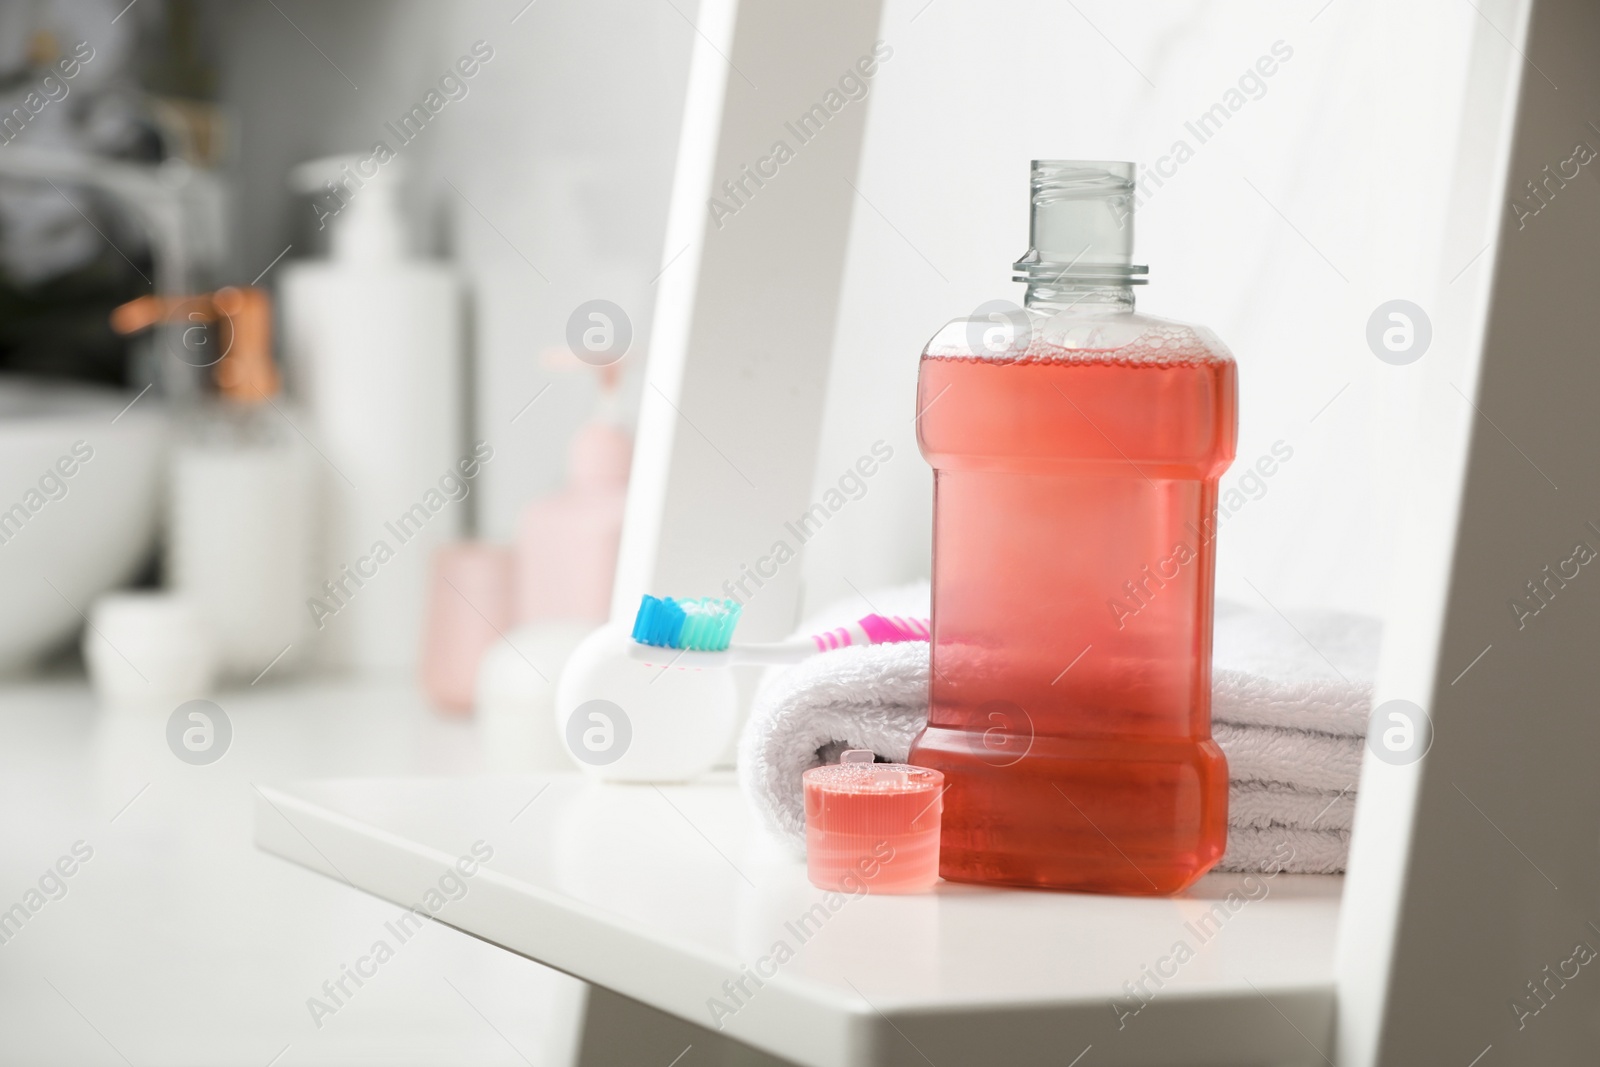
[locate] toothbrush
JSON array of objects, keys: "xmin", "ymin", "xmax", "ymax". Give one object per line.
[{"xmin": 628, "ymin": 595, "xmax": 929, "ymax": 668}]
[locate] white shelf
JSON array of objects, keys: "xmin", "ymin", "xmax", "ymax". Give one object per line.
[{"xmin": 255, "ymin": 774, "xmax": 1342, "ymax": 1067}]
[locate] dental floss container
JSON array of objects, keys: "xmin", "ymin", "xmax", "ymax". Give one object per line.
[{"xmin": 553, "ymin": 623, "xmax": 737, "ymax": 781}]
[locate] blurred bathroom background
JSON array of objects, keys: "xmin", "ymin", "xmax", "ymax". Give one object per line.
[
  {"xmin": 0, "ymin": 0, "xmax": 1475, "ymax": 699},
  {"xmin": 0, "ymin": 0, "xmax": 693, "ymax": 701}
]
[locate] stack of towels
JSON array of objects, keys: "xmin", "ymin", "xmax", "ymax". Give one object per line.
[{"xmin": 738, "ymin": 585, "xmax": 1378, "ymax": 875}]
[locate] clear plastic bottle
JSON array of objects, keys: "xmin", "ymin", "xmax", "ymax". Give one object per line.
[{"xmin": 907, "ymin": 161, "xmax": 1237, "ymax": 894}]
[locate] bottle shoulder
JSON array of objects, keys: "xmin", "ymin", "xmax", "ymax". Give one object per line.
[{"xmin": 924, "ymin": 306, "xmax": 1233, "ymax": 365}]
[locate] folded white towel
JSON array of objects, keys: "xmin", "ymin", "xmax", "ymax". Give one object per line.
[
  {"xmin": 1213, "ymin": 722, "xmax": 1363, "ymax": 795},
  {"xmin": 738, "ymin": 591, "xmax": 1378, "ymax": 875},
  {"xmin": 1212, "ymin": 600, "xmax": 1378, "ymax": 737},
  {"xmin": 1230, "ymin": 782, "xmax": 1353, "ymax": 833},
  {"xmin": 1221, "ymin": 826, "xmax": 1351, "ymax": 876}
]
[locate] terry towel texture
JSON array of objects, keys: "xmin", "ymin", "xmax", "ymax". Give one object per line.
[{"xmin": 738, "ymin": 588, "xmax": 1377, "ymax": 875}]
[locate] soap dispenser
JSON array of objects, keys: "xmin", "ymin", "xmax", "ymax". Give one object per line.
[
  {"xmin": 111, "ymin": 286, "xmax": 313, "ymax": 681},
  {"xmin": 514, "ymin": 364, "xmax": 630, "ymax": 623},
  {"xmin": 279, "ymin": 155, "xmax": 464, "ymax": 674}
]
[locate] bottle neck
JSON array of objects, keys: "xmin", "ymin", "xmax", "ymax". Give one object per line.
[
  {"xmin": 1023, "ymin": 280, "xmax": 1135, "ymax": 314},
  {"xmin": 1016, "ymin": 160, "xmax": 1146, "ymax": 316}
]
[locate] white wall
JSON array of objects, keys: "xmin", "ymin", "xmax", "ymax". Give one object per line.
[
  {"xmin": 216, "ymin": 0, "xmax": 697, "ymax": 540},
  {"xmin": 802, "ymin": 0, "xmax": 1481, "ymax": 621}
]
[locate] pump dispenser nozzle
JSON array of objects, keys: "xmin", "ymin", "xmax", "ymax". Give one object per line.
[{"xmin": 289, "ymin": 153, "xmax": 408, "ymax": 263}]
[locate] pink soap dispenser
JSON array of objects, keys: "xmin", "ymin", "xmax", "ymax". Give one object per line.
[{"xmin": 514, "ymin": 365, "xmax": 631, "ymax": 623}]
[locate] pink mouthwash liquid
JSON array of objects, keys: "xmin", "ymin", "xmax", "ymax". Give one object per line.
[{"xmin": 906, "ymin": 161, "xmax": 1237, "ymax": 894}]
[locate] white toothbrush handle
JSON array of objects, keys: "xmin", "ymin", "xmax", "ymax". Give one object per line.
[
  {"xmin": 728, "ymin": 615, "xmax": 930, "ymax": 665},
  {"xmin": 725, "ymin": 639, "xmax": 832, "ymax": 666}
]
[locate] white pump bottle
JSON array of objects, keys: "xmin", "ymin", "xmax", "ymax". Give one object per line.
[{"xmin": 279, "ymin": 154, "xmax": 464, "ymax": 674}]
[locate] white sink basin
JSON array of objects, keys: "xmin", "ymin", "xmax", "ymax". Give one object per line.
[{"xmin": 0, "ymin": 378, "xmax": 166, "ymax": 673}]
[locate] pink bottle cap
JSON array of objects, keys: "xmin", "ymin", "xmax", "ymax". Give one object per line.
[{"xmin": 803, "ymin": 750, "xmax": 943, "ymax": 894}]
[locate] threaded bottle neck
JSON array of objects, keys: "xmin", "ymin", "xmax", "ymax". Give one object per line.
[{"xmin": 1014, "ymin": 160, "xmax": 1146, "ymax": 313}]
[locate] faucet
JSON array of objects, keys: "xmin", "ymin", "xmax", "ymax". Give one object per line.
[{"xmin": 0, "ymin": 144, "xmax": 227, "ymax": 398}]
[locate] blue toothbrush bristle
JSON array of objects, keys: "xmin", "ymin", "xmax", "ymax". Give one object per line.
[
  {"xmin": 631, "ymin": 595, "xmax": 741, "ymax": 650},
  {"xmin": 632, "ymin": 595, "xmax": 685, "ymax": 647}
]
